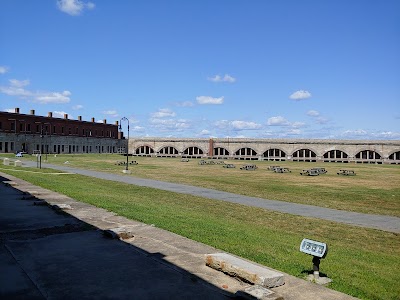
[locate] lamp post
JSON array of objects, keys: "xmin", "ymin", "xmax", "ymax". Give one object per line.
[
  {"xmin": 119, "ymin": 117, "xmax": 130, "ymax": 173},
  {"xmin": 299, "ymin": 238, "xmax": 332, "ymax": 284}
]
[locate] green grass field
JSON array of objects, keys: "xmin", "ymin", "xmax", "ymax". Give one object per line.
[
  {"xmin": 1, "ymin": 154, "xmax": 399, "ymax": 299},
  {"xmin": 17, "ymin": 153, "xmax": 400, "ymax": 216}
]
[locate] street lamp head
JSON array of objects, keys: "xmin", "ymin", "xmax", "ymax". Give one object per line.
[{"xmin": 300, "ymin": 238, "xmax": 328, "ymax": 258}]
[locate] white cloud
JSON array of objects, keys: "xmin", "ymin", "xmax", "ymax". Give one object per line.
[
  {"xmin": 196, "ymin": 96, "xmax": 224, "ymax": 105},
  {"xmin": 0, "ymin": 79, "xmax": 72, "ymax": 104},
  {"xmin": 0, "ymin": 66, "xmax": 9, "ymax": 74},
  {"xmin": 102, "ymin": 110, "xmax": 119, "ymax": 117},
  {"xmin": 214, "ymin": 120, "xmax": 230, "ymax": 129},
  {"xmin": 208, "ymin": 74, "xmax": 236, "ymax": 83},
  {"xmin": 316, "ymin": 117, "xmax": 329, "ymax": 124},
  {"xmin": 307, "ymin": 109, "xmax": 329, "ymax": 124},
  {"xmin": 57, "ymin": 0, "xmax": 95, "ymax": 16},
  {"xmin": 231, "ymin": 120, "xmax": 262, "ymax": 130},
  {"xmin": 307, "ymin": 110, "xmax": 319, "ymax": 117},
  {"xmin": 131, "ymin": 126, "xmax": 145, "ymax": 132},
  {"xmin": 151, "ymin": 108, "xmax": 176, "ymax": 118},
  {"xmin": 290, "ymin": 90, "xmax": 312, "ymax": 100},
  {"xmin": 376, "ymin": 131, "xmax": 400, "ymax": 139},
  {"xmin": 286, "ymin": 129, "xmax": 302, "ymax": 135},
  {"xmin": 213, "ymin": 120, "xmax": 261, "ymax": 131},
  {"xmin": 35, "ymin": 91, "xmax": 71, "ymax": 104},
  {"xmin": 149, "ymin": 118, "xmax": 191, "ymax": 131},
  {"xmin": 339, "ymin": 129, "xmax": 400, "ymax": 140},
  {"xmin": 53, "ymin": 111, "xmax": 74, "ymax": 119},
  {"xmin": 199, "ymin": 129, "xmax": 210, "ymax": 135},
  {"xmin": 174, "ymin": 101, "xmax": 194, "ymax": 107},
  {"xmin": 291, "ymin": 122, "xmax": 306, "ymax": 128},
  {"xmin": 9, "ymin": 79, "xmax": 30, "ymax": 87},
  {"xmin": 267, "ymin": 116, "xmax": 290, "ymax": 126},
  {"xmin": 72, "ymin": 104, "xmax": 83, "ymax": 110}
]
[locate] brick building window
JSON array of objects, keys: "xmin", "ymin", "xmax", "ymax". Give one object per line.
[
  {"xmin": 36, "ymin": 124, "xmax": 40, "ymax": 133},
  {"xmin": 11, "ymin": 122, "xmax": 15, "ymax": 131},
  {"xmin": 27, "ymin": 124, "xmax": 31, "ymax": 132},
  {"xmin": 0, "ymin": 122, "xmax": 2, "ymax": 130}
]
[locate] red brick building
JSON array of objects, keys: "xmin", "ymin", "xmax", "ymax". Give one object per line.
[{"xmin": 0, "ymin": 108, "xmax": 124, "ymax": 154}]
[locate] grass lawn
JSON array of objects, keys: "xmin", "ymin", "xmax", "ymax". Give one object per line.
[
  {"xmin": 13, "ymin": 153, "xmax": 400, "ymax": 216},
  {"xmin": 0, "ymin": 155, "xmax": 399, "ymax": 299}
]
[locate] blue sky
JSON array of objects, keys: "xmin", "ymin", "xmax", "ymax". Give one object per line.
[{"xmin": 1, "ymin": 0, "xmax": 399, "ymax": 140}]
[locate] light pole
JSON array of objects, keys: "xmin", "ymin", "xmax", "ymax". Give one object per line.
[{"xmin": 119, "ymin": 117, "xmax": 130, "ymax": 173}]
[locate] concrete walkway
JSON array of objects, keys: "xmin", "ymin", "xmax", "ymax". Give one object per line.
[
  {"xmin": 19, "ymin": 160, "xmax": 400, "ymax": 233},
  {"xmin": 0, "ymin": 172, "xmax": 358, "ymax": 299}
]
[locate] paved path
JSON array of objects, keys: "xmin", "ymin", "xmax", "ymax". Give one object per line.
[{"xmin": 19, "ymin": 161, "xmax": 400, "ymax": 233}]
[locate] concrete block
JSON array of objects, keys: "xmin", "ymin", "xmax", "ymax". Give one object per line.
[
  {"xmin": 52, "ymin": 204, "xmax": 72, "ymax": 211},
  {"xmin": 3, "ymin": 181, "xmax": 18, "ymax": 186},
  {"xmin": 3, "ymin": 158, "xmax": 10, "ymax": 165},
  {"xmin": 205, "ymin": 253, "xmax": 285, "ymax": 288},
  {"xmin": 103, "ymin": 227, "xmax": 135, "ymax": 240},
  {"xmin": 14, "ymin": 160, "xmax": 22, "ymax": 167},
  {"xmin": 122, "ymin": 169, "xmax": 132, "ymax": 174}
]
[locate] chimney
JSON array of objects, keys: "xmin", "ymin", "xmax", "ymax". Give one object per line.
[
  {"xmin": 48, "ymin": 112, "xmax": 53, "ymax": 118},
  {"xmin": 15, "ymin": 108, "xmax": 20, "ymax": 114},
  {"xmin": 103, "ymin": 119, "xmax": 107, "ymax": 124},
  {"xmin": 78, "ymin": 116, "xmax": 82, "ymax": 121},
  {"xmin": 91, "ymin": 117, "xmax": 95, "ymax": 123},
  {"xmin": 115, "ymin": 121, "xmax": 119, "ymax": 126},
  {"xmin": 64, "ymin": 114, "xmax": 68, "ymax": 119},
  {"xmin": 30, "ymin": 109, "xmax": 35, "ymax": 115}
]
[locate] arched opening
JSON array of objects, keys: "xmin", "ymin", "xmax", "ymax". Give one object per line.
[
  {"xmin": 234, "ymin": 147, "xmax": 257, "ymax": 160},
  {"xmin": 292, "ymin": 149, "xmax": 317, "ymax": 162},
  {"xmin": 135, "ymin": 145, "xmax": 154, "ymax": 156},
  {"xmin": 183, "ymin": 146, "xmax": 203, "ymax": 158},
  {"xmin": 262, "ymin": 148, "xmax": 286, "ymax": 161},
  {"xmin": 157, "ymin": 146, "xmax": 179, "ymax": 157},
  {"xmin": 355, "ymin": 150, "xmax": 382, "ymax": 164},
  {"xmin": 213, "ymin": 147, "xmax": 229, "ymax": 158},
  {"xmin": 323, "ymin": 150, "xmax": 349, "ymax": 163},
  {"xmin": 388, "ymin": 151, "xmax": 400, "ymax": 164}
]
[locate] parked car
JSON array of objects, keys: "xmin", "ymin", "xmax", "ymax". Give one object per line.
[{"xmin": 15, "ymin": 152, "xmax": 23, "ymax": 157}]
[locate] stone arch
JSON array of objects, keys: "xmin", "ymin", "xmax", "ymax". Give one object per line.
[
  {"xmin": 262, "ymin": 148, "xmax": 286, "ymax": 161},
  {"xmin": 323, "ymin": 150, "xmax": 349, "ymax": 162},
  {"xmin": 157, "ymin": 145, "xmax": 179, "ymax": 156},
  {"xmin": 135, "ymin": 145, "xmax": 154, "ymax": 156},
  {"xmin": 234, "ymin": 147, "xmax": 258, "ymax": 160},
  {"xmin": 388, "ymin": 151, "xmax": 400, "ymax": 160},
  {"xmin": 355, "ymin": 150, "xmax": 382, "ymax": 163},
  {"xmin": 292, "ymin": 148, "xmax": 317, "ymax": 162},
  {"xmin": 182, "ymin": 146, "xmax": 204, "ymax": 157},
  {"xmin": 214, "ymin": 147, "xmax": 229, "ymax": 156}
]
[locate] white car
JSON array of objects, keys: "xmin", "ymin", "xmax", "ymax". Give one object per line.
[{"xmin": 15, "ymin": 152, "xmax": 23, "ymax": 157}]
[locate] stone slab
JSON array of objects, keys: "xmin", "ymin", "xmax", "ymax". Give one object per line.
[
  {"xmin": 236, "ymin": 285, "xmax": 283, "ymax": 300},
  {"xmin": 205, "ymin": 253, "xmax": 285, "ymax": 288}
]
